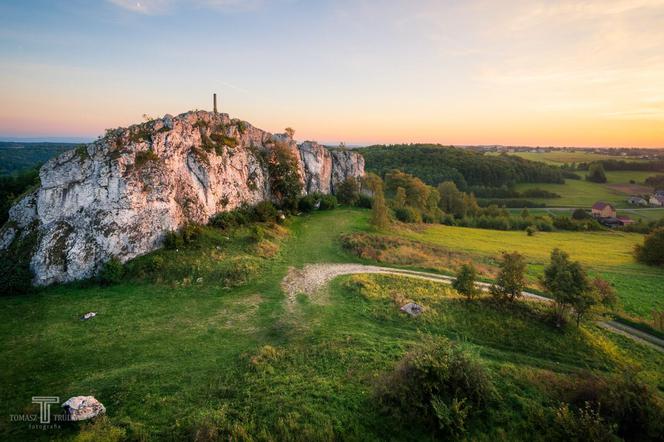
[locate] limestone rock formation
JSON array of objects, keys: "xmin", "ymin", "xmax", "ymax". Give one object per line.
[
  {"xmin": 0, "ymin": 111, "xmax": 364, "ymax": 286},
  {"xmin": 62, "ymin": 396, "xmax": 106, "ymax": 421}
]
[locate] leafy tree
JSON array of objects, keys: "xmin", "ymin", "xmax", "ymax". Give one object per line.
[
  {"xmin": 393, "ymin": 187, "xmax": 407, "ymax": 209},
  {"xmin": 586, "ymin": 162, "xmax": 607, "ymax": 183},
  {"xmin": 453, "ymin": 263, "xmax": 479, "ymax": 300},
  {"xmin": 365, "ymin": 173, "xmax": 390, "ymax": 229},
  {"xmin": 267, "ymin": 142, "xmax": 303, "ymax": 210},
  {"xmin": 542, "ymin": 248, "xmax": 592, "ymax": 326},
  {"xmin": 591, "ymin": 277, "xmax": 617, "ymax": 308},
  {"xmin": 572, "ymin": 208, "xmax": 590, "ymax": 220},
  {"xmin": 635, "ymin": 227, "xmax": 664, "ymax": 266},
  {"xmin": 520, "ymin": 208, "xmax": 530, "ymax": 219},
  {"xmin": 284, "ymin": 127, "xmax": 295, "ymax": 138},
  {"xmin": 335, "ymin": 176, "xmax": 360, "ymax": 206},
  {"xmin": 490, "ymin": 251, "xmax": 526, "ymax": 302}
]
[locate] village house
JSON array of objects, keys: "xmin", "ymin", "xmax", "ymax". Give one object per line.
[
  {"xmin": 650, "ymin": 194, "xmax": 664, "ymax": 206},
  {"xmin": 627, "ymin": 196, "xmax": 648, "ymax": 206},
  {"xmin": 591, "ymin": 201, "xmax": 616, "ymax": 218}
]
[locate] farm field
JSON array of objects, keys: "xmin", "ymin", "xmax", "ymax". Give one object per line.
[
  {"xmin": 514, "ymin": 170, "xmax": 655, "ymax": 208},
  {"xmin": 507, "ymin": 207, "xmax": 664, "ymax": 222},
  {"xmin": 1, "ymin": 208, "xmax": 663, "ymax": 441},
  {"xmin": 398, "ymin": 223, "xmax": 664, "ymax": 319},
  {"xmin": 488, "ymin": 150, "xmax": 646, "ymax": 166}
]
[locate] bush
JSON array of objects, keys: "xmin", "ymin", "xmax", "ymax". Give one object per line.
[
  {"xmin": 319, "ymin": 194, "xmax": 337, "ymax": 210},
  {"xmin": 336, "ymin": 177, "xmax": 361, "ymax": 206},
  {"xmin": 586, "ymin": 162, "xmax": 607, "ymax": 183},
  {"xmin": 253, "ymin": 200, "xmax": 277, "ymax": 222},
  {"xmin": 97, "ymin": 257, "xmax": 124, "ymax": 285},
  {"xmin": 526, "ymin": 226, "xmax": 536, "ymax": 236},
  {"xmin": 298, "ymin": 194, "xmax": 318, "ymax": 212},
  {"xmin": 394, "ymin": 206, "xmax": 421, "ymax": 223},
  {"xmin": 452, "ymin": 263, "xmax": 479, "ymax": 300},
  {"xmin": 357, "ymin": 194, "xmax": 373, "ymax": 208},
  {"xmin": 572, "ymin": 208, "xmax": 591, "ymax": 220},
  {"xmin": 547, "ymin": 403, "xmax": 617, "ymax": 442},
  {"xmin": 635, "ymin": 227, "xmax": 664, "ymax": 266},
  {"xmin": 163, "ymin": 224, "xmax": 201, "ymax": 250},
  {"xmin": 375, "ymin": 337, "xmax": 495, "ymax": 437}
]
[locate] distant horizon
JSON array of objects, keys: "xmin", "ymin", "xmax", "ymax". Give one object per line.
[{"xmin": 1, "ymin": 135, "xmax": 662, "ymax": 151}]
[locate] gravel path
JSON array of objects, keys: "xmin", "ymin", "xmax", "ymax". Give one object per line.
[{"xmin": 281, "ymin": 263, "xmax": 664, "ymax": 353}]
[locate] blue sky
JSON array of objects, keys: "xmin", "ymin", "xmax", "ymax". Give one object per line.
[{"xmin": 1, "ymin": 0, "xmax": 664, "ymax": 146}]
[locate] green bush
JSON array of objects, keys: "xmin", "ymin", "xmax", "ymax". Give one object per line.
[
  {"xmin": 635, "ymin": 227, "xmax": 664, "ymax": 266},
  {"xmin": 526, "ymin": 226, "xmax": 536, "ymax": 236},
  {"xmin": 336, "ymin": 177, "xmax": 361, "ymax": 206},
  {"xmin": 394, "ymin": 206, "xmax": 421, "ymax": 223},
  {"xmin": 97, "ymin": 257, "xmax": 124, "ymax": 285},
  {"xmin": 319, "ymin": 194, "xmax": 338, "ymax": 210},
  {"xmin": 546, "ymin": 403, "xmax": 617, "ymax": 442},
  {"xmin": 375, "ymin": 337, "xmax": 495, "ymax": 437},
  {"xmin": 357, "ymin": 194, "xmax": 373, "ymax": 208},
  {"xmin": 0, "ymin": 228, "xmax": 39, "ymax": 295},
  {"xmin": 253, "ymin": 200, "xmax": 277, "ymax": 222},
  {"xmin": 298, "ymin": 194, "xmax": 318, "ymax": 212},
  {"xmin": 163, "ymin": 224, "xmax": 201, "ymax": 250}
]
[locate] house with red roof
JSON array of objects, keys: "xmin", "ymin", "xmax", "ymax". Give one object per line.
[{"xmin": 591, "ymin": 202, "xmax": 616, "ymax": 218}]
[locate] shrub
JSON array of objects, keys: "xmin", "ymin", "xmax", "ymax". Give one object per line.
[
  {"xmin": 490, "ymin": 251, "xmax": 526, "ymax": 302},
  {"xmin": 375, "ymin": 337, "xmax": 495, "ymax": 437},
  {"xmin": 253, "ymin": 200, "xmax": 277, "ymax": 222},
  {"xmin": 452, "ymin": 263, "xmax": 479, "ymax": 300},
  {"xmin": 336, "ymin": 176, "xmax": 361, "ymax": 206},
  {"xmin": 163, "ymin": 224, "xmax": 201, "ymax": 249},
  {"xmin": 548, "ymin": 403, "xmax": 617, "ymax": 442},
  {"xmin": 586, "ymin": 162, "xmax": 607, "ymax": 183},
  {"xmin": 394, "ymin": 206, "xmax": 421, "ymax": 223},
  {"xmin": 298, "ymin": 194, "xmax": 318, "ymax": 212},
  {"xmin": 97, "ymin": 257, "xmax": 124, "ymax": 285},
  {"xmin": 267, "ymin": 141, "xmax": 303, "ymax": 210},
  {"xmin": 635, "ymin": 227, "xmax": 664, "ymax": 266},
  {"xmin": 317, "ymin": 194, "xmax": 336, "ymax": 210},
  {"xmin": 526, "ymin": 226, "xmax": 536, "ymax": 236},
  {"xmin": 357, "ymin": 194, "xmax": 373, "ymax": 208},
  {"xmin": 134, "ymin": 149, "xmax": 159, "ymax": 168},
  {"xmin": 572, "ymin": 208, "xmax": 591, "ymax": 220}
]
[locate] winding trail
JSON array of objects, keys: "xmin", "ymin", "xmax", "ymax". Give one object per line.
[{"xmin": 282, "ymin": 263, "xmax": 664, "ymax": 353}]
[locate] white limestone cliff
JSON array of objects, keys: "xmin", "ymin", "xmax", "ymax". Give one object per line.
[{"xmin": 0, "ymin": 111, "xmax": 365, "ymax": 286}]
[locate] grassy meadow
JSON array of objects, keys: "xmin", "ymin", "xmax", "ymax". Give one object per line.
[
  {"xmin": 394, "ymin": 223, "xmax": 664, "ymax": 320},
  {"xmin": 514, "ymin": 171, "xmax": 655, "ymax": 208},
  {"xmin": 489, "ymin": 151, "xmax": 646, "ymax": 166},
  {"xmin": 1, "ymin": 208, "xmax": 663, "ymax": 441}
]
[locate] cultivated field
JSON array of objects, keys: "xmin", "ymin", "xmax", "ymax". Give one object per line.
[
  {"xmin": 489, "ymin": 150, "xmax": 646, "ymax": 166},
  {"xmin": 515, "ymin": 170, "xmax": 655, "ymax": 208},
  {"xmin": 397, "ymin": 223, "xmax": 664, "ymax": 319}
]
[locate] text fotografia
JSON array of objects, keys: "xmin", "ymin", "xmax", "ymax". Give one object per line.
[{"xmin": 9, "ymin": 396, "xmax": 70, "ymax": 430}]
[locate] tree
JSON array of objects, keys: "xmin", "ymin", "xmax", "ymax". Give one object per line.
[
  {"xmin": 520, "ymin": 208, "xmax": 530, "ymax": 219},
  {"xmin": 490, "ymin": 251, "xmax": 526, "ymax": 302},
  {"xmin": 586, "ymin": 162, "xmax": 607, "ymax": 183},
  {"xmin": 591, "ymin": 277, "xmax": 617, "ymax": 308},
  {"xmin": 542, "ymin": 248, "xmax": 592, "ymax": 326},
  {"xmin": 453, "ymin": 263, "xmax": 479, "ymax": 300},
  {"xmin": 393, "ymin": 187, "xmax": 407, "ymax": 209},
  {"xmin": 365, "ymin": 173, "xmax": 390, "ymax": 229},
  {"xmin": 267, "ymin": 141, "xmax": 303, "ymax": 210},
  {"xmin": 572, "ymin": 208, "xmax": 590, "ymax": 220},
  {"xmin": 284, "ymin": 127, "xmax": 295, "ymax": 138},
  {"xmin": 335, "ymin": 176, "xmax": 360, "ymax": 206},
  {"xmin": 635, "ymin": 227, "xmax": 664, "ymax": 266}
]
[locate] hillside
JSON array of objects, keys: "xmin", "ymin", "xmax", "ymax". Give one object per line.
[
  {"xmin": 0, "ymin": 142, "xmax": 74, "ymax": 175},
  {"xmin": 1, "ymin": 209, "xmax": 662, "ymax": 441},
  {"xmin": 0, "ymin": 111, "xmax": 364, "ymax": 288}
]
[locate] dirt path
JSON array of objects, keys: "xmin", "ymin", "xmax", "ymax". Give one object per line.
[{"xmin": 281, "ymin": 263, "xmax": 663, "ymax": 353}]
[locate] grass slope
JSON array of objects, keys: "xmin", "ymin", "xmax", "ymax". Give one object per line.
[
  {"xmin": 1, "ymin": 209, "xmax": 662, "ymax": 440},
  {"xmin": 514, "ymin": 171, "xmax": 655, "ymax": 208},
  {"xmin": 397, "ymin": 224, "xmax": 664, "ymax": 319}
]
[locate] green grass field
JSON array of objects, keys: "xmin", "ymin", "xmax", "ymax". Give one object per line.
[
  {"xmin": 396, "ymin": 223, "xmax": 664, "ymax": 319},
  {"xmin": 1, "ymin": 209, "xmax": 663, "ymax": 440},
  {"xmin": 488, "ymin": 151, "xmax": 646, "ymax": 166},
  {"xmin": 514, "ymin": 171, "xmax": 655, "ymax": 208},
  {"xmin": 507, "ymin": 207, "xmax": 664, "ymax": 222}
]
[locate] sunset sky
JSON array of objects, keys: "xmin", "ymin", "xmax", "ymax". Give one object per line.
[{"xmin": 1, "ymin": 0, "xmax": 663, "ymax": 147}]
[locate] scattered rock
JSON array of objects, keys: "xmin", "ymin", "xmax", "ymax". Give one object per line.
[
  {"xmin": 62, "ymin": 396, "xmax": 105, "ymax": 421},
  {"xmin": 80, "ymin": 312, "xmax": 96, "ymax": 321},
  {"xmin": 400, "ymin": 303, "xmax": 423, "ymax": 317}
]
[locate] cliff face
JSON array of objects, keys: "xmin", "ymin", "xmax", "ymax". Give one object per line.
[{"xmin": 0, "ymin": 111, "xmax": 364, "ymax": 286}]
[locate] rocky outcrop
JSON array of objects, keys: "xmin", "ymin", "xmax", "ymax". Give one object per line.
[{"xmin": 0, "ymin": 111, "xmax": 364, "ymax": 286}]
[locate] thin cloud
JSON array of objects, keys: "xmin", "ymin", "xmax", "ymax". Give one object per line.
[{"xmin": 107, "ymin": 0, "xmax": 267, "ymax": 14}]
